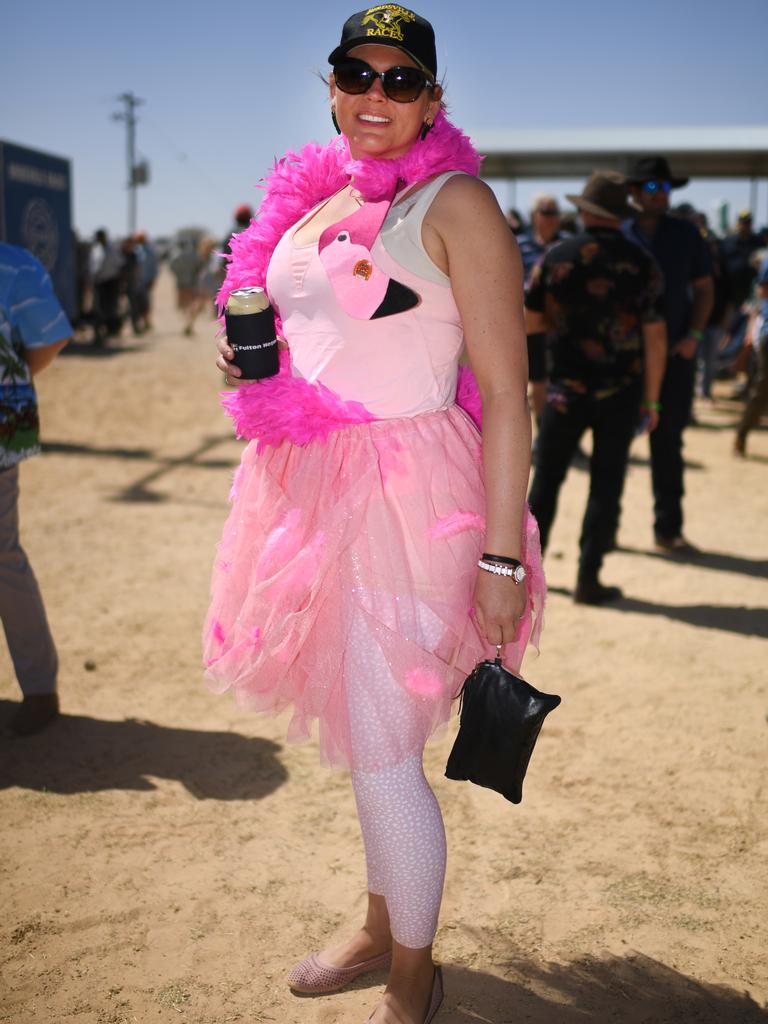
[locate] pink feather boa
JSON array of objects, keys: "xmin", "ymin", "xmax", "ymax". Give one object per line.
[
  {"xmin": 221, "ymin": 351, "xmax": 375, "ymax": 453},
  {"xmin": 219, "ymin": 112, "xmax": 484, "ymax": 445}
]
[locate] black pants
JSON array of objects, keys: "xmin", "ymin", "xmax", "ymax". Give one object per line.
[
  {"xmin": 126, "ymin": 284, "xmax": 148, "ymax": 332},
  {"xmin": 528, "ymin": 383, "xmax": 641, "ymax": 579},
  {"xmin": 649, "ymin": 354, "xmax": 696, "ymax": 540},
  {"xmin": 94, "ymin": 278, "xmax": 121, "ymax": 340}
]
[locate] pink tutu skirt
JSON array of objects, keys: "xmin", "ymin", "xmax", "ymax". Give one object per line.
[{"xmin": 203, "ymin": 404, "xmax": 545, "ymax": 772}]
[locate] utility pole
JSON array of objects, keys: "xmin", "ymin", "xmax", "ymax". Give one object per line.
[{"xmin": 112, "ymin": 92, "xmax": 144, "ymax": 235}]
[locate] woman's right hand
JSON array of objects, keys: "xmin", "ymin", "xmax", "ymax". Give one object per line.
[{"xmin": 217, "ymin": 334, "xmax": 288, "ymax": 385}]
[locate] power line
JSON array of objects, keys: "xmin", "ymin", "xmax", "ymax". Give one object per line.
[{"xmin": 139, "ymin": 113, "xmax": 223, "ymax": 194}]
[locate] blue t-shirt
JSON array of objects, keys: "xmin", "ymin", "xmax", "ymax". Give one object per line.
[
  {"xmin": 758, "ymin": 255, "xmax": 768, "ymax": 324},
  {"xmin": 0, "ymin": 243, "xmax": 72, "ymax": 468},
  {"xmin": 623, "ymin": 215, "xmax": 712, "ymax": 343}
]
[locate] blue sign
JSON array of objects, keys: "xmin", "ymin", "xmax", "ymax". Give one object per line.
[{"xmin": 0, "ymin": 141, "xmax": 75, "ymax": 319}]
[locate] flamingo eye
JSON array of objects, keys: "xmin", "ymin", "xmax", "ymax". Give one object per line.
[{"xmin": 337, "ymin": 232, "xmax": 348, "ymax": 241}]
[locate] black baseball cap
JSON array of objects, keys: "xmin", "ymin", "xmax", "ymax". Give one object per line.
[{"xmin": 329, "ymin": 5, "xmax": 437, "ymax": 80}]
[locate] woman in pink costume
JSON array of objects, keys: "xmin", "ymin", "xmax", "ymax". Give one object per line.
[{"xmin": 206, "ymin": 7, "xmax": 545, "ymax": 1023}]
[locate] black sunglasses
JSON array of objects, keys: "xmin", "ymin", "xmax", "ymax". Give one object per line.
[{"xmin": 333, "ymin": 58, "xmax": 434, "ymax": 103}]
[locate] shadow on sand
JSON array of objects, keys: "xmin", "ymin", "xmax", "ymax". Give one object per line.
[
  {"xmin": 618, "ymin": 545, "xmax": 768, "ymax": 581},
  {"xmin": 60, "ymin": 336, "xmax": 147, "ymax": 358},
  {"xmin": 41, "ymin": 434, "xmax": 240, "ymax": 504},
  {"xmin": 625, "ymin": 452, "xmax": 706, "ymax": 471},
  {"xmin": 436, "ymin": 951, "xmax": 768, "ymax": 1023},
  {"xmin": 0, "ymin": 702, "xmax": 286, "ymax": 800},
  {"xmin": 546, "ymin": 586, "xmax": 768, "ymax": 638}
]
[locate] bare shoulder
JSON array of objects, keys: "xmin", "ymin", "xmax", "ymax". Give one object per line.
[
  {"xmin": 431, "ymin": 174, "xmax": 505, "ymax": 223},
  {"xmin": 430, "ymin": 175, "xmax": 516, "ymax": 242},
  {"xmin": 428, "ymin": 174, "xmax": 519, "ymax": 261}
]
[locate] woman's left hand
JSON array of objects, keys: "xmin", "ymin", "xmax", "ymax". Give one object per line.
[
  {"xmin": 428, "ymin": 175, "xmax": 533, "ymax": 654},
  {"xmin": 472, "ymin": 569, "xmax": 527, "ymax": 649}
]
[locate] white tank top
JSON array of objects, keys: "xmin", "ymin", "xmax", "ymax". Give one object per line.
[{"xmin": 380, "ymin": 171, "xmax": 465, "ymax": 286}]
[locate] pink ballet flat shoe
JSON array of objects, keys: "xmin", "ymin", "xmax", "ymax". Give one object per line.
[
  {"xmin": 362, "ymin": 965, "xmax": 443, "ymax": 1023},
  {"xmin": 287, "ymin": 949, "xmax": 392, "ymax": 994}
]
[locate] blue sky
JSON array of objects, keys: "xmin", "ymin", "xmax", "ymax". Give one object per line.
[{"xmin": 3, "ymin": 0, "xmax": 766, "ymax": 239}]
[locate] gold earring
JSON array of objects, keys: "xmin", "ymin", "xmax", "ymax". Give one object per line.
[{"xmin": 420, "ymin": 118, "xmax": 433, "ymax": 142}]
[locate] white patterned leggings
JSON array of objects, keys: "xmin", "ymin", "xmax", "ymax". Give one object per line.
[{"xmin": 346, "ymin": 609, "xmax": 447, "ymax": 949}]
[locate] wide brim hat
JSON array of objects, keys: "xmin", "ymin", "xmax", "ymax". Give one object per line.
[
  {"xmin": 566, "ymin": 170, "xmax": 635, "ymax": 221},
  {"xmin": 626, "ymin": 155, "xmax": 689, "ymax": 189},
  {"xmin": 329, "ymin": 5, "xmax": 437, "ymax": 80}
]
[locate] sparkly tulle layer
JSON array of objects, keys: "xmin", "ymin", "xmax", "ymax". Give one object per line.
[{"xmin": 203, "ymin": 405, "xmax": 545, "ymax": 772}]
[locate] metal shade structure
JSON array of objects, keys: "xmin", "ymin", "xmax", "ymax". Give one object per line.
[{"xmin": 472, "ymin": 125, "xmax": 768, "ymax": 181}]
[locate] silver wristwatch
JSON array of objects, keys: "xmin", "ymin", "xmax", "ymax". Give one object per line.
[{"xmin": 477, "ymin": 559, "xmax": 527, "ymax": 584}]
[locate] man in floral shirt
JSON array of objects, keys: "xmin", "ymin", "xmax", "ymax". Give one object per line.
[
  {"xmin": 0, "ymin": 243, "xmax": 71, "ymax": 734},
  {"xmin": 525, "ymin": 172, "xmax": 666, "ymax": 605}
]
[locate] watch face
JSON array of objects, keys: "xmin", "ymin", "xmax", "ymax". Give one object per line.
[{"xmin": 513, "ymin": 564, "xmax": 527, "ymax": 584}]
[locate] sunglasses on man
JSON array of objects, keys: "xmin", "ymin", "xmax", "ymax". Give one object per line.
[
  {"xmin": 333, "ymin": 58, "xmax": 435, "ymax": 103},
  {"xmin": 641, "ymin": 180, "xmax": 672, "ymax": 195}
]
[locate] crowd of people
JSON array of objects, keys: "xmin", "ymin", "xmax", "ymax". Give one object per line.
[
  {"xmin": 510, "ymin": 191, "xmax": 766, "ymax": 416},
  {"xmin": 73, "ymin": 227, "xmax": 159, "ymax": 344},
  {"xmin": 507, "ymin": 165, "xmax": 767, "ymax": 601},
  {"xmin": 72, "ymin": 205, "xmax": 260, "ymax": 345},
  {"xmin": 646, "ymin": 205, "xmax": 766, "ymax": 432}
]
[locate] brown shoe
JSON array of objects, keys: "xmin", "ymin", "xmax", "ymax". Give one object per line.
[
  {"xmin": 574, "ymin": 579, "xmax": 623, "ymax": 605},
  {"xmin": 654, "ymin": 535, "xmax": 700, "ymax": 556},
  {"xmin": 10, "ymin": 694, "xmax": 60, "ymax": 736}
]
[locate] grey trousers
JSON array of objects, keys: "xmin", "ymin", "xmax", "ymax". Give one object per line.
[
  {"xmin": 737, "ymin": 337, "xmax": 768, "ymax": 439},
  {"xmin": 0, "ymin": 465, "xmax": 58, "ymax": 695}
]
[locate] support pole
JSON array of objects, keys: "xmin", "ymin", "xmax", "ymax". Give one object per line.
[{"xmin": 112, "ymin": 92, "xmax": 144, "ymax": 235}]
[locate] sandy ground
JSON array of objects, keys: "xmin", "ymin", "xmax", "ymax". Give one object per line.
[{"xmin": 1, "ymin": 269, "xmax": 767, "ymax": 1024}]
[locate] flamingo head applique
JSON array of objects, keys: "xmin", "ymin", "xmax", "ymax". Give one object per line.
[{"xmin": 318, "ymin": 193, "xmax": 419, "ymax": 320}]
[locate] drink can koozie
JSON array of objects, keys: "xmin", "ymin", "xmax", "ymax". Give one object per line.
[{"xmin": 225, "ymin": 287, "xmax": 279, "ymax": 380}]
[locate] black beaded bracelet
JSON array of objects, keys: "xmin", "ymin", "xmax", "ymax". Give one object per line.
[{"xmin": 482, "ymin": 552, "xmax": 523, "ymax": 567}]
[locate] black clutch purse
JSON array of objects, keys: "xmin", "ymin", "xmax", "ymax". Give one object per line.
[{"xmin": 445, "ymin": 651, "xmax": 561, "ymax": 804}]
